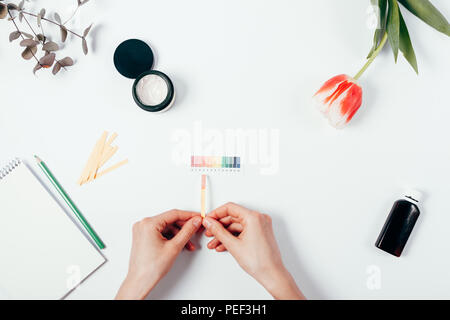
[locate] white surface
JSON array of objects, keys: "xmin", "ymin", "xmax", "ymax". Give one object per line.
[
  {"xmin": 0, "ymin": 0, "xmax": 450, "ymax": 300},
  {"xmin": 0, "ymin": 162, "xmax": 105, "ymax": 299}
]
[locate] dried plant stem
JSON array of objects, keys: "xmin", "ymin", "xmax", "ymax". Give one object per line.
[
  {"xmin": 63, "ymin": 5, "xmax": 79, "ymax": 25},
  {"xmin": 3, "ymin": 2, "xmax": 84, "ymax": 75},
  {"xmin": 21, "ymin": 10, "xmax": 84, "ymax": 39},
  {"xmin": 39, "ymin": 18, "xmax": 45, "ymax": 36},
  {"xmin": 16, "ymin": 10, "xmax": 66, "ymax": 71},
  {"xmin": 21, "ymin": 13, "xmax": 38, "ymax": 37},
  {"xmin": 7, "ymin": 9, "xmax": 41, "ymax": 66},
  {"xmin": 24, "ymin": 13, "xmax": 66, "ymax": 71}
]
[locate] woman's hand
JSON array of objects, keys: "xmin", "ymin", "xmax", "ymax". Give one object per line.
[
  {"xmin": 116, "ymin": 210, "xmax": 202, "ymax": 300},
  {"xmin": 203, "ymin": 203, "xmax": 305, "ymax": 300}
]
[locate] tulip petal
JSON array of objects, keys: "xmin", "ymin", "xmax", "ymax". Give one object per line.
[
  {"xmin": 313, "ymin": 74, "xmax": 348, "ymax": 115},
  {"xmin": 314, "ymin": 74, "xmax": 348, "ymax": 95},
  {"xmin": 342, "ymin": 84, "xmax": 363, "ymax": 122},
  {"xmin": 327, "ymin": 85, "xmax": 353, "ymax": 128},
  {"xmin": 324, "ymin": 80, "xmax": 353, "ymax": 105},
  {"xmin": 313, "ymin": 75, "xmax": 363, "ymax": 128}
]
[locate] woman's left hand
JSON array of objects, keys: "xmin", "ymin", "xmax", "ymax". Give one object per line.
[{"xmin": 116, "ymin": 210, "xmax": 202, "ymax": 300}]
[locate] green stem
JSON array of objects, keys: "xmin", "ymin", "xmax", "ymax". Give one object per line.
[{"xmin": 354, "ymin": 32, "xmax": 388, "ymax": 81}]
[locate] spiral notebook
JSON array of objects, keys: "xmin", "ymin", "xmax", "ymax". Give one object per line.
[{"xmin": 0, "ymin": 159, "xmax": 106, "ymax": 300}]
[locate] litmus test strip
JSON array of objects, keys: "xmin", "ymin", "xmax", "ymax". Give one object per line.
[
  {"xmin": 191, "ymin": 156, "xmax": 241, "ymax": 173},
  {"xmin": 201, "ymin": 174, "xmax": 207, "ymax": 218}
]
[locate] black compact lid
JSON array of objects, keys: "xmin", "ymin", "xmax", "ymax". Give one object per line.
[{"xmin": 113, "ymin": 39, "xmax": 154, "ymax": 79}]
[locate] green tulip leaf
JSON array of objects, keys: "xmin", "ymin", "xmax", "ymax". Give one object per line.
[
  {"xmin": 387, "ymin": 0, "xmax": 400, "ymax": 62},
  {"xmin": 399, "ymin": 9, "xmax": 418, "ymax": 74},
  {"xmin": 398, "ymin": 0, "xmax": 450, "ymax": 36},
  {"xmin": 367, "ymin": 0, "xmax": 388, "ymax": 58}
]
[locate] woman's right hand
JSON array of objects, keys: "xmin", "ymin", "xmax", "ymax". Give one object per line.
[{"xmin": 203, "ymin": 203, "xmax": 305, "ymax": 300}]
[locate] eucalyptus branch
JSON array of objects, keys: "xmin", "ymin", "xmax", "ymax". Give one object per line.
[
  {"xmin": 1, "ymin": 0, "xmax": 92, "ymax": 75},
  {"xmin": 18, "ymin": 10, "xmax": 60, "ymax": 72},
  {"xmin": 24, "ymin": 11, "xmax": 67, "ymax": 72},
  {"xmin": 21, "ymin": 11, "xmax": 84, "ymax": 38},
  {"xmin": 7, "ymin": 9, "xmax": 41, "ymax": 66},
  {"xmin": 64, "ymin": 0, "xmax": 90, "ymax": 25},
  {"xmin": 63, "ymin": 5, "xmax": 79, "ymax": 25},
  {"xmin": 21, "ymin": 12, "xmax": 37, "ymax": 37}
]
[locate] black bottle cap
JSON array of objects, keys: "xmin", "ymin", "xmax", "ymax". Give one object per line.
[{"xmin": 113, "ymin": 39, "xmax": 154, "ymax": 79}]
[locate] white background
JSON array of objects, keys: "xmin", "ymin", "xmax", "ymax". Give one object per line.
[{"xmin": 1, "ymin": 0, "xmax": 450, "ymax": 299}]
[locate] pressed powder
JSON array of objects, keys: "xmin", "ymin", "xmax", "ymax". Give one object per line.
[{"xmin": 136, "ymin": 74, "xmax": 168, "ymax": 106}]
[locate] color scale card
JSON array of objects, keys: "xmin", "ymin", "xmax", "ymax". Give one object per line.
[{"xmin": 190, "ymin": 156, "xmax": 241, "ymax": 174}]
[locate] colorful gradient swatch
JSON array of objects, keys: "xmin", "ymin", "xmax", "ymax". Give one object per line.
[{"xmin": 191, "ymin": 156, "xmax": 241, "ymax": 172}]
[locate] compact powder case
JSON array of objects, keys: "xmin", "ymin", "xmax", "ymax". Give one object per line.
[{"xmin": 113, "ymin": 39, "xmax": 175, "ymax": 113}]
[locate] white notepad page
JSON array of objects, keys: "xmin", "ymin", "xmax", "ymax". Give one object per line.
[{"xmin": 0, "ymin": 161, "xmax": 106, "ymax": 299}]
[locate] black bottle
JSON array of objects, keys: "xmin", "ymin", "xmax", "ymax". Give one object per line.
[{"xmin": 375, "ymin": 190, "xmax": 422, "ymax": 257}]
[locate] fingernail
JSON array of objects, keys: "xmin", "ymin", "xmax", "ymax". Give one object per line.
[
  {"xmin": 193, "ymin": 217, "xmax": 202, "ymax": 228},
  {"xmin": 203, "ymin": 218, "xmax": 211, "ymax": 229}
]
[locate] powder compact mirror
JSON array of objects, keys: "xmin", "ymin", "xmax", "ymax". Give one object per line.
[{"xmin": 113, "ymin": 39, "xmax": 175, "ymax": 113}]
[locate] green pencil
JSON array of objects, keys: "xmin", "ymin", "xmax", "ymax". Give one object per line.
[{"xmin": 35, "ymin": 155, "xmax": 105, "ymax": 249}]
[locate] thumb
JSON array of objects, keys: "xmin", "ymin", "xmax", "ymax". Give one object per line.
[
  {"xmin": 203, "ymin": 217, "xmax": 237, "ymax": 251},
  {"xmin": 171, "ymin": 216, "xmax": 202, "ymax": 249}
]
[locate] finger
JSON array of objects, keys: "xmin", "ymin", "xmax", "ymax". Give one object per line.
[
  {"xmin": 165, "ymin": 225, "xmax": 196, "ymax": 251},
  {"xmin": 227, "ymin": 222, "xmax": 243, "ymax": 234},
  {"xmin": 185, "ymin": 241, "xmax": 196, "ymax": 251},
  {"xmin": 205, "ymin": 230, "xmax": 214, "ymax": 237},
  {"xmin": 171, "ymin": 216, "xmax": 202, "ymax": 250},
  {"xmin": 219, "ymin": 216, "xmax": 233, "ymax": 226},
  {"xmin": 207, "ymin": 220, "xmax": 243, "ymax": 243},
  {"xmin": 178, "ymin": 220, "xmax": 203, "ymax": 235},
  {"xmin": 207, "ymin": 202, "xmax": 249, "ymax": 223},
  {"xmin": 155, "ymin": 210, "xmax": 200, "ymax": 231},
  {"xmin": 175, "ymin": 220, "xmax": 186, "ymax": 228},
  {"xmin": 210, "ymin": 222, "xmax": 243, "ymax": 239},
  {"xmin": 205, "ymin": 218, "xmax": 238, "ymax": 236},
  {"xmin": 207, "ymin": 238, "xmax": 221, "ymax": 249},
  {"xmin": 216, "ymin": 244, "xmax": 227, "ymax": 252},
  {"xmin": 203, "ymin": 217, "xmax": 238, "ymax": 251}
]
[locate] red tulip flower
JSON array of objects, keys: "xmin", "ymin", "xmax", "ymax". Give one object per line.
[
  {"xmin": 313, "ymin": 0, "xmax": 450, "ymax": 128},
  {"xmin": 314, "ymin": 74, "xmax": 362, "ymax": 129}
]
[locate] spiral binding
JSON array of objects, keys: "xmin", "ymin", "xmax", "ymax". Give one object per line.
[{"xmin": 0, "ymin": 158, "xmax": 21, "ymax": 180}]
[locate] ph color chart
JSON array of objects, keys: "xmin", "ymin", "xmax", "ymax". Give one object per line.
[{"xmin": 191, "ymin": 156, "xmax": 241, "ymax": 173}]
